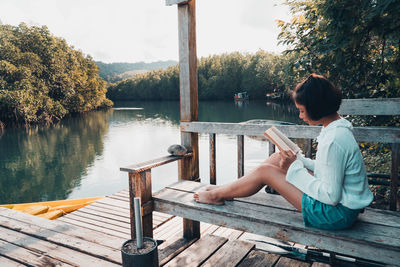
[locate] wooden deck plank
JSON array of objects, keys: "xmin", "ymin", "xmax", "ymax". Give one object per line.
[
  {"xmin": 0, "ymin": 207, "xmax": 126, "ymax": 249},
  {"xmin": 237, "ymin": 250, "xmax": 280, "ymax": 267},
  {"xmin": 0, "ymin": 226, "xmax": 120, "ymax": 266},
  {"xmin": 200, "ymin": 239, "xmax": 254, "ymax": 267},
  {"xmin": 95, "ymin": 197, "xmax": 130, "ymax": 209},
  {"xmin": 57, "ymin": 216, "xmax": 131, "ymax": 239},
  {"xmin": 90, "ymin": 201, "xmax": 129, "ymax": 213},
  {"xmin": 0, "ymin": 238, "xmax": 73, "ymax": 266},
  {"xmin": 212, "ymin": 226, "xmax": 244, "ymax": 240},
  {"xmin": 164, "ymin": 235, "xmax": 228, "ymax": 267},
  {"xmin": 0, "ymin": 256, "xmax": 26, "ymax": 267},
  {"xmin": 81, "ymin": 204, "xmax": 130, "ymax": 220},
  {"xmin": 153, "ymin": 181, "xmax": 400, "ymax": 264},
  {"xmin": 65, "ymin": 210, "xmax": 130, "ymax": 228},
  {"xmin": 60, "ymin": 213, "xmax": 131, "ymax": 234},
  {"xmin": 108, "ymin": 195, "xmax": 128, "ymax": 202},
  {"xmin": 0, "ymin": 210, "xmax": 123, "ymax": 264},
  {"xmin": 275, "ymin": 257, "xmax": 310, "ymax": 267},
  {"xmin": 154, "ymin": 217, "xmax": 181, "ymax": 237},
  {"xmin": 201, "ymin": 222, "xmax": 219, "ymax": 236},
  {"xmin": 155, "ymin": 218, "xmax": 183, "ymax": 241},
  {"xmin": 159, "ymin": 237, "xmax": 199, "ymax": 266},
  {"xmin": 84, "ymin": 201, "xmax": 171, "ymax": 228},
  {"xmin": 311, "ymin": 262, "xmax": 330, "ymax": 267},
  {"xmin": 0, "ymin": 190, "xmax": 337, "ymax": 267}
]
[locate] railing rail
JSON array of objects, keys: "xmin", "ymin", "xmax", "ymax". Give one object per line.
[
  {"xmin": 181, "ymin": 122, "xmax": 400, "ymax": 143},
  {"xmin": 188, "ymin": 120, "xmax": 399, "ymax": 211}
]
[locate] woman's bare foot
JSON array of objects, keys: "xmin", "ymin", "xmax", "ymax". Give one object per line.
[
  {"xmin": 204, "ymin": 185, "xmax": 233, "ymax": 200},
  {"xmin": 205, "ymin": 185, "xmax": 221, "ymax": 191},
  {"xmin": 193, "ymin": 191, "xmax": 225, "ymax": 205}
]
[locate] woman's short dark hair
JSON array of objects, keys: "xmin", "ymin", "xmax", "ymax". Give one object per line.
[{"xmin": 292, "ymin": 73, "xmax": 342, "ymax": 121}]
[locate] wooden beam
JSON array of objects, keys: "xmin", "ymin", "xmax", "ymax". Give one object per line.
[
  {"xmin": 237, "ymin": 135, "xmax": 244, "ymax": 178},
  {"xmin": 390, "ymin": 143, "xmax": 399, "ymax": 211},
  {"xmin": 166, "ymin": 0, "xmax": 190, "ymax": 6},
  {"xmin": 120, "ymin": 154, "xmax": 192, "ymax": 173},
  {"xmin": 128, "ymin": 170, "xmax": 153, "ymax": 239},
  {"xmin": 181, "ymin": 122, "xmax": 400, "ymax": 143},
  {"xmin": 305, "ymin": 139, "xmax": 313, "ymax": 158},
  {"xmin": 209, "ymin": 133, "xmax": 216, "ymax": 185},
  {"xmin": 339, "ymin": 98, "xmax": 400, "ymax": 115},
  {"xmin": 268, "ymin": 141, "xmax": 275, "ymax": 156},
  {"xmin": 177, "ymin": 0, "xmax": 200, "ymax": 239}
]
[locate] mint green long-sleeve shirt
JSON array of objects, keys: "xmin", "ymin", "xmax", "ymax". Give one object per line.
[{"xmin": 286, "ymin": 118, "xmax": 373, "ymax": 210}]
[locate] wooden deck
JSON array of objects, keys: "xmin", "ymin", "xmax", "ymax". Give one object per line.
[{"xmin": 0, "ymin": 190, "xmax": 339, "ymax": 266}]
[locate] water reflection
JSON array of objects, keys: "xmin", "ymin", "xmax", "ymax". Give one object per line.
[
  {"xmin": 0, "ymin": 110, "xmax": 111, "ymax": 203},
  {"xmin": 113, "ymin": 100, "xmax": 301, "ymax": 124},
  {"xmin": 0, "ymin": 100, "xmax": 301, "ymax": 204}
]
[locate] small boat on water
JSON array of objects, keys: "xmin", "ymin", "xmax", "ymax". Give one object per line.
[
  {"xmin": 234, "ymin": 92, "xmax": 249, "ymax": 100},
  {"xmin": 0, "ymin": 196, "xmax": 104, "ymax": 220}
]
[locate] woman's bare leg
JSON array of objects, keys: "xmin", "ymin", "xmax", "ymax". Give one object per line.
[{"xmin": 193, "ymin": 152, "xmax": 303, "ymax": 211}]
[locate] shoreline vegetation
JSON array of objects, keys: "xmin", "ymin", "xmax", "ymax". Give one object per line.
[
  {"xmin": 2, "ymin": 0, "xmax": 399, "ymax": 129},
  {"xmin": 0, "ymin": 23, "xmax": 113, "ymax": 130}
]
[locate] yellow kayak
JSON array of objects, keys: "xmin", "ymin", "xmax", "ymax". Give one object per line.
[{"xmin": 0, "ymin": 196, "xmax": 104, "ymax": 220}]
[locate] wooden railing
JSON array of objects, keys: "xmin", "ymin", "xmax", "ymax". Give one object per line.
[
  {"xmin": 121, "ymin": 98, "xmax": 400, "ymax": 240},
  {"xmin": 181, "ymin": 98, "xmax": 400, "ymax": 211}
]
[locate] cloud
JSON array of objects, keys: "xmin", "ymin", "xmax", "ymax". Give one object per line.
[{"xmin": 0, "ymin": 0, "xmax": 289, "ymax": 63}]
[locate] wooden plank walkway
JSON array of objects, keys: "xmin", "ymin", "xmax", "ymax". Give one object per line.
[{"xmin": 0, "ymin": 190, "xmax": 337, "ymax": 266}]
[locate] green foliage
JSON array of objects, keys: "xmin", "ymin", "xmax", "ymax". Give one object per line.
[
  {"xmin": 109, "ymin": 0, "xmax": 400, "ymax": 108},
  {"xmin": 278, "ymin": 0, "xmax": 400, "ymax": 98},
  {"xmin": 0, "ymin": 23, "xmax": 113, "ymax": 127},
  {"xmin": 107, "ymin": 51, "xmax": 295, "ymax": 101}
]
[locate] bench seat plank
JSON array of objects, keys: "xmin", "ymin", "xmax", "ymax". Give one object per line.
[
  {"xmin": 153, "ymin": 181, "xmax": 400, "ymax": 265},
  {"xmin": 168, "ymin": 180, "xmax": 400, "ymax": 228}
]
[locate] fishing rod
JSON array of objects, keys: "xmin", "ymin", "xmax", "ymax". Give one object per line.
[{"xmin": 247, "ymin": 239, "xmax": 384, "ymax": 267}]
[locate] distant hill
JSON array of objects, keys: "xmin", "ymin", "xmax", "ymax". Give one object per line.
[{"xmin": 95, "ymin": 60, "xmax": 178, "ymax": 83}]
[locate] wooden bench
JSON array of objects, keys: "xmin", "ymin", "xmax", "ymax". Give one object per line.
[{"xmin": 121, "ymin": 98, "xmax": 400, "ymax": 266}]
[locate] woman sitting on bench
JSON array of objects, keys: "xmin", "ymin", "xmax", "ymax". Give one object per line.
[{"xmin": 194, "ymin": 74, "xmax": 373, "ymax": 230}]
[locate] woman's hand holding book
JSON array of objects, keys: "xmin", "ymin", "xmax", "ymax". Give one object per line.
[{"xmin": 279, "ymin": 150, "xmax": 297, "ymax": 172}]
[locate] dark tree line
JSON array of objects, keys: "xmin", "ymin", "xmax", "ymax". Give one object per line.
[{"xmin": 107, "ymin": 51, "xmax": 296, "ymax": 101}]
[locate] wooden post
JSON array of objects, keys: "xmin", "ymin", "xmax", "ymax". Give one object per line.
[
  {"xmin": 210, "ymin": 133, "xmax": 216, "ymax": 185},
  {"xmin": 177, "ymin": 0, "xmax": 200, "ymax": 239},
  {"xmin": 238, "ymin": 135, "xmax": 244, "ymax": 178},
  {"xmin": 128, "ymin": 170, "xmax": 153, "ymax": 239},
  {"xmin": 268, "ymin": 141, "xmax": 275, "ymax": 156},
  {"xmin": 390, "ymin": 143, "xmax": 399, "ymax": 211},
  {"xmin": 305, "ymin": 139, "xmax": 312, "ymax": 158}
]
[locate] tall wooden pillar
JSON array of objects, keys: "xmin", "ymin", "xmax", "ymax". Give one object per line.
[{"xmin": 167, "ymin": 0, "xmax": 200, "ymax": 239}]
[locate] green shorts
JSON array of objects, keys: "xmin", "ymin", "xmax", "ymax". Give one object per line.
[{"xmin": 301, "ymin": 193, "xmax": 361, "ymax": 230}]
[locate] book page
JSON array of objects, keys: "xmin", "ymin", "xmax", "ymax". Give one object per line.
[{"xmin": 264, "ymin": 126, "xmax": 300, "ymax": 154}]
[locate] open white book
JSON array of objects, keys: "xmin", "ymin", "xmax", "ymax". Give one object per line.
[{"xmin": 264, "ymin": 126, "xmax": 301, "ymax": 154}]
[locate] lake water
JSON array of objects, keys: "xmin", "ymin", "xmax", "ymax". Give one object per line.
[{"xmin": 0, "ymin": 100, "xmax": 302, "ymax": 204}]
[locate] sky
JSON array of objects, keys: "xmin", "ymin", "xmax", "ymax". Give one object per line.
[{"xmin": 0, "ymin": 0, "xmax": 291, "ymax": 63}]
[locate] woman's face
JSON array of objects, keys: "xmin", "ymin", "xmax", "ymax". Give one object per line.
[{"xmin": 295, "ymin": 102, "xmax": 318, "ymax": 125}]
